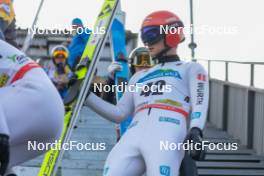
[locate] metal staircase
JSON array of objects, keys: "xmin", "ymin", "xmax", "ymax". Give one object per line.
[
  {"xmin": 16, "ymin": 106, "xmax": 264, "ymax": 176},
  {"xmin": 198, "ymin": 124, "xmax": 264, "ymax": 176}
]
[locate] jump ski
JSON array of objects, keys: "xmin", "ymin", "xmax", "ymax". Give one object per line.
[
  {"xmin": 110, "ymin": 5, "xmax": 132, "ymax": 136},
  {"xmin": 22, "ymin": 0, "xmax": 45, "ymax": 53},
  {"xmin": 38, "ymin": 0, "xmax": 120, "ymax": 175}
]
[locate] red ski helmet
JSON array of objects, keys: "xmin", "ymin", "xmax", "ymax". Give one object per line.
[{"xmin": 141, "ymin": 10, "xmax": 185, "ymax": 48}]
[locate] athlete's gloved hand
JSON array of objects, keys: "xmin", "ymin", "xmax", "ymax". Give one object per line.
[
  {"xmin": 0, "ymin": 134, "xmax": 10, "ymax": 176},
  {"xmin": 68, "ymin": 72, "xmax": 78, "ymax": 86},
  {"xmin": 185, "ymin": 127, "xmax": 205, "ymax": 161},
  {"xmin": 107, "ymin": 62, "xmax": 122, "ymax": 79}
]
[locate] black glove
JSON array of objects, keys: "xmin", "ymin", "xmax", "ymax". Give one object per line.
[
  {"xmin": 0, "ymin": 134, "xmax": 10, "ymax": 176},
  {"xmin": 68, "ymin": 73, "xmax": 78, "ymax": 86},
  {"xmin": 185, "ymin": 127, "xmax": 205, "ymax": 161}
]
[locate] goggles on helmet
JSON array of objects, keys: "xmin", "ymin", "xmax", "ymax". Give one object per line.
[
  {"xmin": 132, "ymin": 53, "xmax": 154, "ymax": 67},
  {"xmin": 141, "ymin": 26, "xmax": 164, "ymax": 45}
]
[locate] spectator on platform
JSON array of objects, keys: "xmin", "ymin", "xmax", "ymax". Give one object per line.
[{"xmin": 67, "ymin": 18, "xmax": 91, "ymax": 70}]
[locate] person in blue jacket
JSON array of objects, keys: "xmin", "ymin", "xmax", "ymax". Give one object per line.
[{"xmin": 67, "ymin": 18, "xmax": 91, "ymax": 70}]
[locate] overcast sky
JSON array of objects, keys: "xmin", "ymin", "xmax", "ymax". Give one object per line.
[{"xmin": 13, "ymin": 0, "xmax": 264, "ymax": 61}]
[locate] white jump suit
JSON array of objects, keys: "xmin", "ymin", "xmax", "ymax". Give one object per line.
[
  {"xmin": 85, "ymin": 59, "xmax": 209, "ymax": 176},
  {"xmin": 0, "ymin": 40, "xmax": 64, "ymax": 171}
]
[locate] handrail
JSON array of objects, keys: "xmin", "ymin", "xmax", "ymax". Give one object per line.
[
  {"xmin": 195, "ymin": 58, "xmax": 264, "ymax": 87},
  {"xmin": 195, "ymin": 58, "xmax": 264, "ymax": 65}
]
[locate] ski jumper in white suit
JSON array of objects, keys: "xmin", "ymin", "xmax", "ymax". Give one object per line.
[
  {"xmin": 85, "ymin": 57, "xmax": 209, "ymax": 176},
  {"xmin": 0, "ymin": 40, "xmax": 64, "ymax": 171}
]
